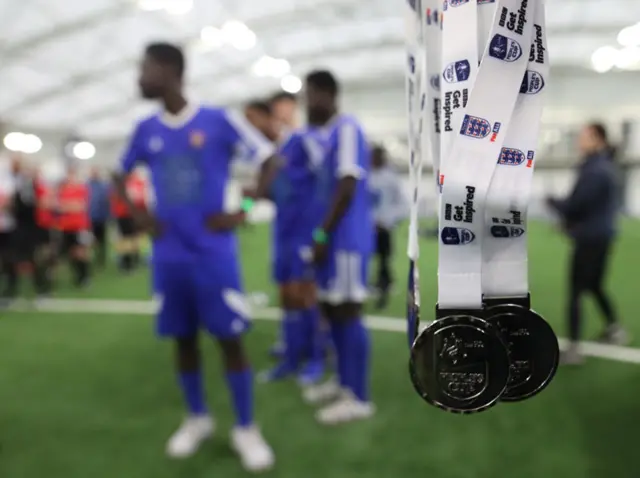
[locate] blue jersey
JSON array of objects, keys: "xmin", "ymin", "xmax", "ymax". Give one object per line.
[
  {"xmin": 316, "ymin": 115, "xmax": 373, "ymax": 252},
  {"xmin": 271, "ymin": 128, "xmax": 324, "ymax": 245},
  {"xmin": 118, "ymin": 104, "xmax": 274, "ymax": 262}
]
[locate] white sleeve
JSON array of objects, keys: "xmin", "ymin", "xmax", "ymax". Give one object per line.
[
  {"xmin": 224, "ymin": 109, "xmax": 276, "ymax": 164},
  {"xmin": 336, "ymin": 121, "xmax": 364, "ymax": 179}
]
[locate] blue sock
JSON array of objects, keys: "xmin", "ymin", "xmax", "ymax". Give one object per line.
[
  {"xmin": 301, "ymin": 306, "xmax": 323, "ymax": 362},
  {"xmin": 330, "ymin": 322, "xmax": 349, "ymax": 388},
  {"xmin": 343, "ymin": 318, "xmax": 370, "ymax": 402},
  {"xmin": 178, "ymin": 370, "xmax": 207, "ymax": 415},
  {"xmin": 283, "ymin": 310, "xmax": 304, "ymax": 368},
  {"xmin": 225, "ymin": 369, "xmax": 253, "ymax": 427}
]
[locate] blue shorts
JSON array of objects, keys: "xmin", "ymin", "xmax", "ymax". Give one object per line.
[
  {"xmin": 315, "ymin": 249, "xmax": 370, "ymax": 305},
  {"xmin": 154, "ymin": 256, "xmax": 251, "ymax": 339},
  {"xmin": 272, "ymin": 242, "xmax": 314, "ymax": 284}
]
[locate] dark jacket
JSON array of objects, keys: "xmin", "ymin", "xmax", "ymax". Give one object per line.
[{"xmin": 549, "ymin": 150, "xmax": 619, "ymax": 241}]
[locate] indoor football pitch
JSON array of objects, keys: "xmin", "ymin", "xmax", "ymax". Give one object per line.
[{"xmin": 2, "ymin": 221, "xmax": 640, "ymax": 478}]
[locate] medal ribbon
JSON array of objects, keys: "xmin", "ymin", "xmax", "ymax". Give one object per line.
[{"xmin": 437, "ymin": 0, "xmax": 537, "ymax": 310}]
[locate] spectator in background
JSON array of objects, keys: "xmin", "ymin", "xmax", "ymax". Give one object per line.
[
  {"xmin": 0, "ymin": 158, "xmax": 16, "ymax": 301},
  {"xmin": 546, "ymin": 122, "xmax": 627, "ymax": 365},
  {"xmin": 57, "ymin": 165, "xmax": 92, "ymax": 288},
  {"xmin": 89, "ymin": 167, "xmax": 110, "ymax": 267},
  {"xmin": 369, "ymin": 145, "xmax": 406, "ymax": 310}
]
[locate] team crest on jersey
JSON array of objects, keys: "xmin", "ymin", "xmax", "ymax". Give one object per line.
[
  {"xmin": 489, "ymin": 34, "xmax": 523, "ymax": 62},
  {"xmin": 520, "ymin": 70, "xmax": 545, "ymax": 94},
  {"xmin": 460, "ymin": 115, "xmax": 492, "ymax": 139},
  {"xmin": 149, "ymin": 136, "xmax": 163, "ymax": 152},
  {"xmin": 443, "ymin": 60, "xmax": 470, "ymax": 83},
  {"xmin": 498, "ymin": 147, "xmax": 525, "ymax": 166},
  {"xmin": 190, "ymin": 130, "xmax": 205, "ymax": 148}
]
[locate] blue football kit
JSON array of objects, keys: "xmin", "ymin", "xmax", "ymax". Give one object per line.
[
  {"xmin": 271, "ymin": 128, "xmax": 324, "ymax": 284},
  {"xmin": 315, "ymin": 114, "xmax": 374, "ymax": 305},
  {"xmin": 263, "ymin": 128, "xmax": 327, "ymax": 383},
  {"xmin": 119, "ymin": 104, "xmax": 274, "ymax": 339}
]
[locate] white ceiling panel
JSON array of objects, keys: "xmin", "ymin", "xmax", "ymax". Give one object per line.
[{"xmin": 0, "ymin": 0, "xmax": 638, "ymax": 141}]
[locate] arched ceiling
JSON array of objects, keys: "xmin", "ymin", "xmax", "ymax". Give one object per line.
[{"xmin": 0, "ymin": 0, "xmax": 638, "ymax": 141}]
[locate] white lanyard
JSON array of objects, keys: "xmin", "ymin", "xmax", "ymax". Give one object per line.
[
  {"xmin": 405, "ymin": 0, "xmax": 424, "ymax": 265},
  {"xmin": 437, "ymin": 0, "xmax": 536, "ymax": 310},
  {"xmin": 423, "ymin": 0, "xmax": 443, "ymax": 194},
  {"xmin": 482, "ymin": 0, "xmax": 548, "ymax": 298},
  {"xmin": 439, "ymin": 0, "xmax": 478, "ymax": 186}
]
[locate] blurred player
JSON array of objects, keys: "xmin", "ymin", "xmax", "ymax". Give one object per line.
[
  {"xmin": 10, "ymin": 162, "xmax": 51, "ymax": 297},
  {"xmin": 303, "ymin": 70, "xmax": 374, "ymax": 424},
  {"xmin": 113, "ymin": 43, "xmax": 276, "ymax": 471},
  {"xmin": 269, "ymin": 91, "xmax": 299, "ymax": 138},
  {"xmin": 57, "ymin": 165, "xmax": 92, "ymax": 288},
  {"xmin": 244, "ymin": 99, "xmax": 326, "ymax": 385},
  {"xmin": 265, "ymin": 92, "xmax": 299, "ymax": 358},
  {"xmin": 88, "ymin": 167, "xmax": 110, "ymax": 268},
  {"xmin": 0, "ymin": 158, "xmax": 16, "ymax": 300},
  {"xmin": 34, "ymin": 169, "xmax": 56, "ymax": 292},
  {"xmin": 111, "ymin": 168, "xmax": 147, "ymax": 272},
  {"xmin": 369, "ymin": 145, "xmax": 406, "ymax": 309}
]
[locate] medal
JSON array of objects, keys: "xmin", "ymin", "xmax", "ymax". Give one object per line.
[
  {"xmin": 403, "ymin": 0, "xmax": 549, "ymax": 414},
  {"xmin": 410, "ymin": 310, "xmax": 510, "ymax": 413},
  {"xmin": 485, "ymin": 296, "xmax": 559, "ymax": 401}
]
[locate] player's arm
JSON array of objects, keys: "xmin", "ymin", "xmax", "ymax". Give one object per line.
[
  {"xmin": 318, "ymin": 122, "xmax": 362, "ymax": 237},
  {"xmin": 547, "ymin": 169, "xmax": 606, "ymax": 223},
  {"xmin": 112, "ymin": 125, "xmax": 155, "ymax": 231},
  {"xmin": 206, "ymin": 110, "xmax": 280, "ymax": 231}
]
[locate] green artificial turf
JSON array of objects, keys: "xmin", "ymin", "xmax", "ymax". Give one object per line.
[{"xmin": 1, "ymin": 220, "xmax": 640, "ymax": 478}]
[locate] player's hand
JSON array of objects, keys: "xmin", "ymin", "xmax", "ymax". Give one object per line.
[
  {"xmin": 241, "ymin": 187, "xmax": 257, "ymax": 199},
  {"xmin": 205, "ymin": 211, "xmax": 246, "ymax": 231},
  {"xmin": 311, "ymin": 241, "xmax": 328, "ymax": 265}
]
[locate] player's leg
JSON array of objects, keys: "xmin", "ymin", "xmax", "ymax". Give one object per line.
[
  {"xmin": 260, "ymin": 281, "xmax": 305, "ymax": 381},
  {"xmin": 375, "ymin": 226, "xmax": 392, "ymax": 310},
  {"xmin": 194, "ymin": 258, "xmax": 274, "ymax": 472},
  {"xmin": 294, "ymin": 277, "xmax": 326, "ymax": 386},
  {"xmin": 33, "ymin": 227, "xmax": 52, "ymax": 297},
  {"xmin": 116, "ymin": 218, "xmax": 135, "ymax": 272},
  {"xmin": 92, "ymin": 222, "xmax": 107, "ymax": 268},
  {"xmin": 157, "ymin": 261, "xmax": 214, "ymax": 458},
  {"xmin": 313, "ymin": 251, "xmax": 373, "ymax": 425},
  {"xmin": 69, "ymin": 231, "xmax": 92, "ymax": 288},
  {"xmin": 2, "ymin": 230, "xmax": 18, "ymax": 299},
  {"xmin": 267, "ymin": 246, "xmax": 287, "ymax": 360}
]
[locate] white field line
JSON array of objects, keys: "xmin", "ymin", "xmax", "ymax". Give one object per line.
[{"xmin": 5, "ymin": 298, "xmax": 640, "ymax": 365}]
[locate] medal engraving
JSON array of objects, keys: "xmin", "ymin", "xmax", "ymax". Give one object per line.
[
  {"xmin": 409, "ymin": 314, "xmax": 510, "ymax": 414},
  {"xmin": 487, "ymin": 303, "xmax": 559, "ymax": 402}
]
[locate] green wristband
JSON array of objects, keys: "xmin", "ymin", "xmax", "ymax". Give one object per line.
[
  {"xmin": 313, "ymin": 228, "xmax": 328, "ymax": 244},
  {"xmin": 241, "ymin": 197, "xmax": 255, "ymax": 213}
]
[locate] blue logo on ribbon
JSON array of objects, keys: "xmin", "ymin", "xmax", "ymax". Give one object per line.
[
  {"xmin": 491, "ymin": 226, "xmax": 525, "ymax": 238},
  {"xmin": 520, "ymin": 70, "xmax": 545, "ymax": 94},
  {"xmin": 441, "ymin": 227, "xmax": 475, "ymax": 245},
  {"xmin": 489, "ymin": 34, "xmax": 523, "ymax": 62},
  {"xmin": 460, "ymin": 115, "xmax": 491, "ymax": 139},
  {"xmin": 443, "ymin": 60, "xmax": 471, "ymax": 83},
  {"xmin": 498, "ymin": 147, "xmax": 525, "ymax": 165}
]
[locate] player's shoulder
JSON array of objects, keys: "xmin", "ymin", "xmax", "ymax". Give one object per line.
[{"xmin": 335, "ymin": 113, "xmax": 364, "ymax": 131}]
